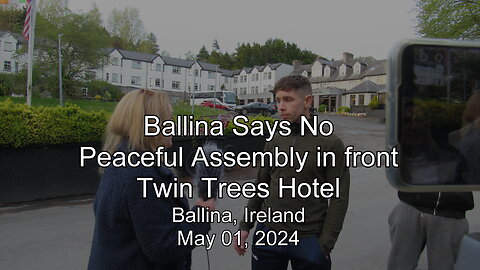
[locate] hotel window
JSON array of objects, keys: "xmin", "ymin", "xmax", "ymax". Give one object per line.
[
  {"xmin": 111, "ymin": 57, "xmax": 120, "ymax": 66},
  {"xmin": 267, "ymin": 72, "xmax": 272, "ymax": 79},
  {"xmin": 111, "ymin": 73, "xmax": 118, "ymax": 83},
  {"xmin": 350, "ymin": 95, "xmax": 356, "ymax": 106},
  {"xmin": 224, "ymin": 77, "xmax": 228, "ymax": 83},
  {"xmin": 353, "ymin": 63, "xmax": 361, "ymax": 74},
  {"xmin": 359, "ymin": 94, "xmax": 365, "ymax": 105},
  {"xmin": 4, "ymin": 42, "xmax": 13, "ymax": 52},
  {"xmin": 208, "ymin": 72, "xmax": 215, "ymax": 79},
  {"xmin": 131, "ymin": 76, "xmax": 141, "ymax": 85},
  {"xmin": 106, "ymin": 73, "xmax": 109, "ymax": 81},
  {"xmin": 155, "ymin": 78, "xmax": 162, "ymax": 87},
  {"xmin": 172, "ymin": 67, "xmax": 181, "ymax": 74},
  {"xmin": 156, "ymin": 64, "xmax": 162, "ymax": 71},
  {"xmin": 208, "ymin": 85, "xmax": 215, "ymax": 90},
  {"xmin": 4, "ymin": 61, "xmax": 11, "ymax": 72},
  {"xmin": 172, "ymin": 81, "xmax": 180, "ymax": 89},
  {"xmin": 132, "ymin": 61, "xmax": 142, "ymax": 69},
  {"xmin": 233, "ymin": 77, "xmax": 238, "ymax": 83}
]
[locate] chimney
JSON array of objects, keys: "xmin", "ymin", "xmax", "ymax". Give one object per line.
[
  {"xmin": 292, "ymin": 60, "xmax": 302, "ymax": 71},
  {"xmin": 343, "ymin": 52, "xmax": 354, "ymax": 63}
]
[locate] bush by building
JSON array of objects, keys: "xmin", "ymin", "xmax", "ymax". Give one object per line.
[
  {"xmin": 337, "ymin": 106, "xmax": 350, "ymax": 113},
  {"xmin": 318, "ymin": 104, "xmax": 327, "ymax": 113}
]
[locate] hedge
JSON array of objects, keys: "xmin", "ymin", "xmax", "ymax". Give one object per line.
[
  {"xmin": 337, "ymin": 106, "xmax": 350, "ymax": 113},
  {"xmin": 0, "ymin": 99, "xmax": 276, "ymax": 148},
  {"xmin": 0, "ymin": 99, "xmax": 108, "ymax": 148}
]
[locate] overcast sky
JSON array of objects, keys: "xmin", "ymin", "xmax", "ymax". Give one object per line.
[{"xmin": 68, "ymin": 0, "xmax": 419, "ymax": 61}]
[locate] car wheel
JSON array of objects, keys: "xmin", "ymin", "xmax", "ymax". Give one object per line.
[{"xmin": 241, "ymin": 109, "xmax": 248, "ymax": 115}]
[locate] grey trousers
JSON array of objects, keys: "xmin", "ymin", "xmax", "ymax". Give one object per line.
[{"xmin": 387, "ymin": 201, "xmax": 469, "ymax": 270}]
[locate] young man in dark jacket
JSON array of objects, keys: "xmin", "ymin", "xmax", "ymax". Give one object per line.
[{"xmin": 233, "ymin": 75, "xmax": 350, "ymax": 270}]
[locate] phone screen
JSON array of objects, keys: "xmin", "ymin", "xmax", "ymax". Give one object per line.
[{"xmin": 399, "ymin": 44, "xmax": 480, "ymax": 185}]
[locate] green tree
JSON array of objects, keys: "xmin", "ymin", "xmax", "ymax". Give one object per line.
[
  {"xmin": 107, "ymin": 7, "xmax": 145, "ymax": 50},
  {"xmin": 197, "ymin": 45, "xmax": 209, "ymax": 62},
  {"xmin": 184, "ymin": 50, "xmax": 196, "ymax": 60},
  {"xmin": 137, "ymin": 32, "xmax": 159, "ymax": 54},
  {"xmin": 34, "ymin": 10, "xmax": 111, "ymax": 97},
  {"xmin": 0, "ymin": 5, "xmax": 24, "ymax": 32},
  {"xmin": 416, "ymin": 0, "xmax": 480, "ymax": 39},
  {"xmin": 85, "ymin": 2, "xmax": 103, "ymax": 27},
  {"xmin": 37, "ymin": 0, "xmax": 70, "ymax": 26}
]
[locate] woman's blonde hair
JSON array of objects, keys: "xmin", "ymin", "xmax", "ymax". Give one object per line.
[{"xmin": 103, "ymin": 89, "xmax": 172, "ymax": 153}]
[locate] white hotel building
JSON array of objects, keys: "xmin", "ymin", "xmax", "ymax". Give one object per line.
[
  {"xmin": 0, "ymin": 30, "xmax": 294, "ymax": 104},
  {"xmin": 0, "ymin": 30, "xmax": 25, "ymax": 75},
  {"xmin": 95, "ymin": 48, "xmax": 293, "ymax": 104}
]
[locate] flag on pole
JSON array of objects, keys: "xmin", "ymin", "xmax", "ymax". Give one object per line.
[{"xmin": 23, "ymin": 0, "xmax": 32, "ymax": 40}]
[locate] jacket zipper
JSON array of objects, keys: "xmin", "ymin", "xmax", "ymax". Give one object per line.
[{"xmin": 433, "ymin": 192, "xmax": 441, "ymax": 215}]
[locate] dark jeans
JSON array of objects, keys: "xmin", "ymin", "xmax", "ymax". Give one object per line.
[{"xmin": 251, "ymin": 223, "xmax": 331, "ymax": 270}]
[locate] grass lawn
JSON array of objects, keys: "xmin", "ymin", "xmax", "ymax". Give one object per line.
[{"xmin": 0, "ymin": 96, "xmax": 227, "ymax": 116}]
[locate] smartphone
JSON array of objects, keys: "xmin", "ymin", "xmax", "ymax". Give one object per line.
[{"xmin": 386, "ymin": 39, "xmax": 480, "ymax": 191}]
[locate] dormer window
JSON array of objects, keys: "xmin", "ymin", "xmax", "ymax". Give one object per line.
[
  {"xmin": 111, "ymin": 57, "xmax": 120, "ymax": 66},
  {"xmin": 339, "ymin": 64, "xmax": 347, "ymax": 76},
  {"xmin": 324, "ymin": 66, "xmax": 331, "ymax": 77},
  {"xmin": 312, "ymin": 61, "xmax": 323, "ymax": 77},
  {"xmin": 353, "ymin": 62, "xmax": 363, "ymax": 74}
]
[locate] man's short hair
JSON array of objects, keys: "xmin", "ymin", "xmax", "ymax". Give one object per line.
[{"xmin": 273, "ymin": 75, "xmax": 312, "ymax": 96}]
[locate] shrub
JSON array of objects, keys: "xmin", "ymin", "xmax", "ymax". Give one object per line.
[
  {"xmin": 0, "ymin": 99, "xmax": 108, "ymax": 148},
  {"xmin": 0, "ymin": 84, "xmax": 8, "ymax": 96},
  {"xmin": 318, "ymin": 104, "xmax": 327, "ymax": 113},
  {"xmin": 0, "ymin": 73, "xmax": 24, "ymax": 95},
  {"xmin": 85, "ymin": 80, "xmax": 123, "ymax": 101},
  {"xmin": 337, "ymin": 106, "xmax": 350, "ymax": 113},
  {"xmin": 369, "ymin": 96, "xmax": 380, "ymax": 109}
]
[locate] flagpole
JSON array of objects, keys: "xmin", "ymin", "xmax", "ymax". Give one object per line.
[{"xmin": 26, "ymin": 0, "xmax": 36, "ymax": 106}]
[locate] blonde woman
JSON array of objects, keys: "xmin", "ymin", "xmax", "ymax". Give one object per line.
[{"xmin": 88, "ymin": 89, "xmax": 214, "ymax": 270}]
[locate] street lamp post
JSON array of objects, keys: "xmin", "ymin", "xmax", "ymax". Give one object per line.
[
  {"xmin": 58, "ymin": 33, "xmax": 64, "ymax": 106},
  {"xmin": 191, "ymin": 61, "xmax": 196, "ymax": 114},
  {"xmin": 214, "ymin": 65, "xmax": 217, "ymax": 108}
]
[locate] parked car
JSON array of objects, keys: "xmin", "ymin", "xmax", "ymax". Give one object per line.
[
  {"xmin": 200, "ymin": 100, "xmax": 229, "ymax": 110},
  {"xmin": 268, "ymin": 102, "xmax": 278, "ymax": 111},
  {"xmin": 235, "ymin": 102, "xmax": 276, "ymax": 116}
]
